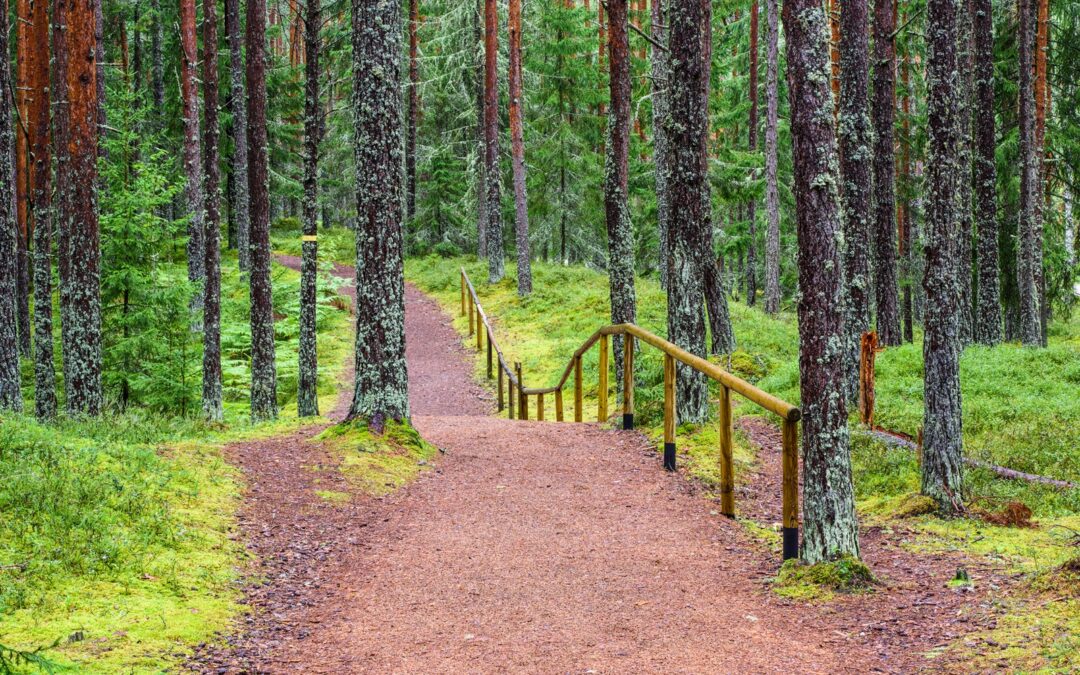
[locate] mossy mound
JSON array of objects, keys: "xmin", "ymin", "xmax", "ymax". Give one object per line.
[
  {"xmin": 893, "ymin": 493, "xmax": 940, "ymax": 518},
  {"xmin": 316, "ymin": 419, "xmax": 438, "ymax": 497},
  {"xmin": 772, "ymin": 555, "xmax": 876, "ymax": 602}
]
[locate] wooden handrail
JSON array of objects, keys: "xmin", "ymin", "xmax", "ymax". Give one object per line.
[{"xmin": 460, "ymin": 268, "xmax": 801, "ymax": 562}]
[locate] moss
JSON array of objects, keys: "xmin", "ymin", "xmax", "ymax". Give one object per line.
[
  {"xmin": 317, "ymin": 419, "xmax": 437, "ymax": 496},
  {"xmin": 315, "ymin": 489, "xmax": 352, "ymax": 504},
  {"xmin": 892, "ymin": 493, "xmax": 940, "ymax": 518},
  {"xmin": 947, "ymin": 595, "xmax": 1080, "ymax": 672},
  {"xmin": 772, "ymin": 556, "xmax": 876, "ymax": 602}
]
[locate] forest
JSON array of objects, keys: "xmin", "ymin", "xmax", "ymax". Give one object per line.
[{"xmin": 1, "ymin": 0, "xmax": 1078, "ymax": 671}]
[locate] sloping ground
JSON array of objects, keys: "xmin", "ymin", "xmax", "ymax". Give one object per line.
[{"xmin": 189, "ymin": 257, "xmax": 1001, "ymax": 673}]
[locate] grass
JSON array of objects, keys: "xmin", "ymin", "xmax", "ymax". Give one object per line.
[
  {"xmin": 316, "ymin": 419, "xmax": 438, "ymax": 497},
  {"xmin": 771, "ymin": 556, "xmax": 876, "ymax": 602}
]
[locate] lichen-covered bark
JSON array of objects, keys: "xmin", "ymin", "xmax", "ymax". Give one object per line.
[
  {"xmin": 226, "ymin": 0, "xmax": 252, "ymax": 272},
  {"xmin": 1065, "ymin": 182, "xmax": 1075, "ymax": 267},
  {"xmin": 0, "ymin": 4, "xmax": 22, "ymax": 411},
  {"xmin": 53, "ymin": 0, "xmax": 72, "ymax": 407},
  {"xmin": 604, "ymin": 0, "xmax": 637, "ymax": 388},
  {"xmin": 202, "ymin": 0, "xmax": 224, "ymax": 422},
  {"xmin": 298, "ymin": 0, "xmax": 321, "ymax": 418},
  {"xmin": 782, "ymin": 0, "xmax": 860, "ymax": 562},
  {"xmin": 1016, "ymin": 0, "xmax": 1042, "ymax": 347},
  {"xmin": 247, "ymin": 0, "xmax": 279, "ymax": 421},
  {"xmin": 483, "ymin": 0, "xmax": 504, "ymax": 283},
  {"xmin": 921, "ymin": 0, "xmax": 965, "ymax": 513},
  {"xmin": 763, "ymin": 0, "xmax": 781, "ymax": 315},
  {"xmin": 151, "ymin": 0, "xmax": 164, "ymax": 112},
  {"xmin": 871, "ymin": 0, "xmax": 901, "ymax": 346},
  {"xmin": 838, "ymin": 0, "xmax": 872, "ymax": 401},
  {"xmin": 973, "ymin": 0, "xmax": 1001, "ymax": 346},
  {"xmin": 180, "ymin": 0, "xmax": 206, "ymax": 325},
  {"xmin": 955, "ymin": 0, "xmax": 974, "ymax": 346},
  {"xmin": 14, "ymin": 0, "xmax": 31, "ymax": 360},
  {"xmin": 349, "ymin": 0, "xmax": 410, "ymax": 427},
  {"xmin": 61, "ymin": 0, "xmax": 104, "ymax": 416},
  {"xmin": 509, "ymin": 0, "xmax": 532, "ymax": 296},
  {"xmin": 474, "ymin": 0, "xmax": 487, "ymax": 259},
  {"xmin": 704, "ymin": 256, "xmax": 736, "ymax": 354},
  {"xmin": 651, "ymin": 0, "xmax": 671, "ymax": 290},
  {"xmin": 407, "ymin": 0, "xmax": 419, "ymax": 222},
  {"xmin": 666, "ymin": 0, "xmax": 710, "ymax": 424},
  {"xmin": 745, "ymin": 0, "xmax": 759, "ymax": 307}
]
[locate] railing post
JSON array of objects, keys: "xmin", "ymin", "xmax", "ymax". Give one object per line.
[
  {"xmin": 486, "ymin": 330, "xmax": 493, "ymax": 377},
  {"xmin": 467, "ymin": 292, "xmax": 474, "ymax": 336},
  {"xmin": 508, "ymin": 371, "xmax": 516, "ymax": 420},
  {"xmin": 516, "ymin": 362, "xmax": 528, "ymax": 421},
  {"xmin": 460, "ymin": 271, "xmax": 466, "ymax": 316},
  {"xmin": 622, "ymin": 334, "xmax": 635, "ymax": 430},
  {"xmin": 598, "ymin": 334, "xmax": 609, "ymax": 423},
  {"xmin": 497, "ymin": 361, "xmax": 504, "ymax": 412},
  {"xmin": 663, "ymin": 354, "xmax": 676, "ymax": 471},
  {"xmin": 536, "ymin": 393, "xmax": 545, "ymax": 421},
  {"xmin": 555, "ymin": 389, "xmax": 564, "ymax": 421},
  {"xmin": 718, "ymin": 385, "xmax": 735, "ymax": 517},
  {"xmin": 476, "ymin": 307, "xmax": 483, "ymax": 351},
  {"xmin": 782, "ymin": 418, "xmax": 800, "ymax": 561},
  {"xmin": 573, "ymin": 356, "xmax": 583, "ymax": 423}
]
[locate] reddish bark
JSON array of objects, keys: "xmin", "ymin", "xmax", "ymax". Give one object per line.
[
  {"xmin": 203, "ymin": 0, "xmax": 224, "ymax": 421},
  {"xmin": 509, "ymin": 0, "xmax": 532, "ymax": 295}
]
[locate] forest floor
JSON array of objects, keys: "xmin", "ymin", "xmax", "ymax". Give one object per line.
[{"xmin": 186, "ymin": 255, "xmax": 1018, "ymax": 674}]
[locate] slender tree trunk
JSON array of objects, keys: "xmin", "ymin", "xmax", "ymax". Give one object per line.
[
  {"xmin": 474, "ymin": 0, "xmax": 487, "ymax": 259},
  {"xmin": 298, "ymin": 0, "xmax": 321, "ymax": 418},
  {"xmin": 1065, "ymin": 180, "xmax": 1075, "ymax": 268},
  {"xmin": 871, "ymin": 0, "xmax": 901, "ymax": 345},
  {"xmin": 955, "ymin": 0, "xmax": 974, "ymax": 346},
  {"xmin": 0, "ymin": 3, "xmax": 22, "ymax": 411},
  {"xmin": 151, "ymin": 0, "xmax": 165, "ymax": 112},
  {"xmin": 407, "ymin": 0, "xmax": 419, "ymax": 222},
  {"xmin": 61, "ymin": 0, "xmax": 104, "ymax": 416},
  {"xmin": 651, "ymin": 0, "xmax": 671, "ymax": 290},
  {"xmin": 782, "ymin": 0, "xmax": 860, "ymax": 562},
  {"xmin": 838, "ymin": 0, "xmax": 872, "ymax": 402},
  {"xmin": 1034, "ymin": 0, "xmax": 1048, "ymax": 345},
  {"xmin": 921, "ymin": 0, "xmax": 965, "ymax": 513},
  {"xmin": 763, "ymin": 0, "xmax": 781, "ymax": 315},
  {"xmin": 973, "ymin": 0, "xmax": 1001, "ymax": 345},
  {"xmin": 509, "ymin": 0, "xmax": 532, "ymax": 296},
  {"xmin": 226, "ymin": 0, "xmax": 252, "ymax": 272},
  {"xmin": 53, "ymin": 0, "xmax": 72, "ymax": 405},
  {"xmin": 1017, "ymin": 0, "xmax": 1041, "ymax": 346},
  {"xmin": 484, "ymin": 0, "xmax": 505, "ymax": 282},
  {"xmin": 202, "ymin": 0, "xmax": 224, "ymax": 422},
  {"xmin": 348, "ymin": 0, "xmax": 409, "ymax": 429},
  {"xmin": 14, "ymin": 0, "xmax": 31, "ymax": 360},
  {"xmin": 900, "ymin": 48, "xmax": 915, "ymax": 343},
  {"xmin": 247, "ymin": 0, "xmax": 279, "ymax": 421},
  {"xmin": 745, "ymin": 0, "xmax": 758, "ymax": 306},
  {"xmin": 180, "ymin": 0, "xmax": 206, "ymax": 328}
]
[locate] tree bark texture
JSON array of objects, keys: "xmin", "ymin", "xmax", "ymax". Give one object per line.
[
  {"xmin": 298, "ymin": 0, "xmax": 321, "ymax": 418},
  {"xmin": 407, "ymin": 0, "xmax": 419, "ymax": 222},
  {"xmin": 1016, "ymin": 0, "xmax": 1041, "ymax": 346},
  {"xmin": 349, "ymin": 0, "xmax": 410, "ymax": 427},
  {"xmin": 484, "ymin": 0, "xmax": 505, "ymax": 283},
  {"xmin": 474, "ymin": 0, "xmax": 487, "ymax": 259},
  {"xmin": 180, "ymin": 0, "xmax": 206, "ymax": 324},
  {"xmin": 151, "ymin": 0, "xmax": 165, "ymax": 112},
  {"xmin": 651, "ymin": 0, "xmax": 671, "ymax": 290},
  {"xmin": 956, "ymin": 0, "xmax": 974, "ymax": 346},
  {"xmin": 745, "ymin": 0, "xmax": 759, "ymax": 306},
  {"xmin": 973, "ymin": 0, "xmax": 1001, "ymax": 345},
  {"xmin": 0, "ymin": 2, "xmax": 22, "ymax": 411},
  {"xmin": 921, "ymin": 0, "xmax": 965, "ymax": 513},
  {"xmin": 14, "ymin": 0, "xmax": 31, "ymax": 359},
  {"xmin": 202, "ymin": 0, "xmax": 224, "ymax": 422},
  {"xmin": 509, "ymin": 0, "xmax": 532, "ymax": 296},
  {"xmin": 871, "ymin": 0, "xmax": 901, "ymax": 346},
  {"xmin": 247, "ymin": 0, "xmax": 279, "ymax": 420},
  {"xmin": 838, "ymin": 0, "xmax": 873, "ymax": 402},
  {"xmin": 226, "ymin": 0, "xmax": 252, "ymax": 272},
  {"xmin": 763, "ymin": 0, "xmax": 781, "ymax": 315},
  {"xmin": 782, "ymin": 0, "xmax": 861, "ymax": 562}
]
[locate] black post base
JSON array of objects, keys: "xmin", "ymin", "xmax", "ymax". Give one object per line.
[
  {"xmin": 782, "ymin": 527, "xmax": 799, "ymax": 561},
  {"xmin": 623, "ymin": 413, "xmax": 634, "ymax": 430},
  {"xmin": 663, "ymin": 442, "xmax": 676, "ymax": 471}
]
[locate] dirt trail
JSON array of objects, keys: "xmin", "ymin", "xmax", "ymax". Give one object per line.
[{"xmin": 190, "ymin": 257, "xmax": 998, "ymax": 673}]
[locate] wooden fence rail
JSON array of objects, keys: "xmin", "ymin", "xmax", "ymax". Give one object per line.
[{"xmin": 460, "ymin": 268, "xmax": 802, "ymax": 561}]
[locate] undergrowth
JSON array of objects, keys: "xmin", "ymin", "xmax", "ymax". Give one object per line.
[
  {"xmin": 317, "ymin": 419, "xmax": 438, "ymax": 496},
  {"xmin": 771, "ymin": 556, "xmax": 876, "ymax": 602}
]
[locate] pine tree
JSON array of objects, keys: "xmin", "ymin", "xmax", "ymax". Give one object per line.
[
  {"xmin": 348, "ymin": 0, "xmax": 410, "ymax": 428},
  {"xmin": 0, "ymin": 0, "xmax": 22, "ymax": 411},
  {"xmin": 745, "ymin": 0, "xmax": 759, "ymax": 306},
  {"xmin": 973, "ymin": 0, "xmax": 1002, "ymax": 345},
  {"xmin": 782, "ymin": 0, "xmax": 860, "ymax": 562},
  {"xmin": 483, "ymin": 0, "xmax": 505, "ymax": 283},
  {"xmin": 762, "ymin": 0, "xmax": 781, "ymax": 315},
  {"xmin": 226, "ymin": 0, "xmax": 252, "ymax": 272},
  {"xmin": 202, "ymin": 0, "xmax": 224, "ymax": 422},
  {"xmin": 871, "ymin": 0, "xmax": 901, "ymax": 346},
  {"xmin": 180, "ymin": 0, "xmax": 206, "ymax": 326},
  {"xmin": 13, "ymin": 0, "xmax": 31, "ymax": 361},
  {"xmin": 298, "ymin": 0, "xmax": 322, "ymax": 418},
  {"xmin": 407, "ymin": 0, "xmax": 419, "ymax": 222},
  {"xmin": 956, "ymin": 0, "xmax": 975, "ymax": 346},
  {"xmin": 1017, "ymin": 0, "xmax": 1042, "ymax": 347},
  {"xmin": 651, "ymin": 0, "xmax": 671, "ymax": 290},
  {"xmin": 509, "ymin": 0, "xmax": 532, "ymax": 296}
]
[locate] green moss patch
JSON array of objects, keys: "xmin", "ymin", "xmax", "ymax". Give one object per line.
[
  {"xmin": 771, "ymin": 556, "xmax": 876, "ymax": 602},
  {"xmin": 317, "ymin": 419, "xmax": 438, "ymax": 496}
]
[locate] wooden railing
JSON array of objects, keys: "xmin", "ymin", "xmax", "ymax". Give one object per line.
[{"xmin": 460, "ymin": 268, "xmax": 802, "ymax": 561}]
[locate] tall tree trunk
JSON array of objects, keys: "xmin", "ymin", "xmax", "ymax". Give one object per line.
[
  {"xmin": 14, "ymin": 0, "xmax": 31, "ymax": 360},
  {"xmin": 474, "ymin": 0, "xmax": 487, "ymax": 259},
  {"xmin": 1065, "ymin": 180, "xmax": 1075, "ymax": 268},
  {"xmin": 762, "ymin": 0, "xmax": 781, "ymax": 315},
  {"xmin": 483, "ymin": 0, "xmax": 505, "ymax": 282},
  {"xmin": 407, "ymin": 0, "xmax": 419, "ymax": 222},
  {"xmin": 921, "ymin": 0, "xmax": 965, "ymax": 513},
  {"xmin": 651, "ymin": 0, "xmax": 671, "ymax": 290},
  {"xmin": 956, "ymin": 0, "xmax": 974, "ymax": 346},
  {"xmin": 666, "ymin": 0, "xmax": 710, "ymax": 424},
  {"xmin": 973, "ymin": 0, "xmax": 1001, "ymax": 345},
  {"xmin": 151, "ymin": 0, "xmax": 165, "ymax": 112},
  {"xmin": 226, "ymin": 0, "xmax": 252, "ymax": 272},
  {"xmin": 838, "ymin": 0, "xmax": 872, "ymax": 402},
  {"xmin": 298, "ymin": 0, "xmax": 321, "ymax": 418},
  {"xmin": 871, "ymin": 0, "xmax": 901, "ymax": 345},
  {"xmin": 1017, "ymin": 0, "xmax": 1041, "ymax": 346},
  {"xmin": 0, "ymin": 2, "xmax": 22, "ymax": 411},
  {"xmin": 1034, "ymin": 0, "xmax": 1048, "ymax": 345},
  {"xmin": 61, "ymin": 0, "xmax": 104, "ymax": 416},
  {"xmin": 509, "ymin": 0, "xmax": 532, "ymax": 296},
  {"xmin": 900, "ymin": 48, "xmax": 915, "ymax": 343},
  {"xmin": 745, "ymin": 0, "xmax": 758, "ymax": 306},
  {"xmin": 180, "ymin": 0, "xmax": 206, "ymax": 326},
  {"xmin": 782, "ymin": 0, "xmax": 860, "ymax": 562},
  {"xmin": 202, "ymin": 0, "xmax": 224, "ymax": 422},
  {"xmin": 247, "ymin": 0, "xmax": 279, "ymax": 421},
  {"xmin": 348, "ymin": 0, "xmax": 409, "ymax": 429}
]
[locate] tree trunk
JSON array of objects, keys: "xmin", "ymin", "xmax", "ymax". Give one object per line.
[
  {"xmin": 60, "ymin": 0, "xmax": 104, "ymax": 416},
  {"xmin": 1034, "ymin": 0, "xmax": 1048, "ymax": 345},
  {"xmin": 180, "ymin": 0, "xmax": 205, "ymax": 329},
  {"xmin": 0, "ymin": 2, "xmax": 22, "ymax": 411},
  {"xmin": 247, "ymin": 0, "xmax": 279, "ymax": 421},
  {"xmin": 1065, "ymin": 179, "xmax": 1075, "ymax": 268},
  {"xmin": 348, "ymin": 0, "xmax": 409, "ymax": 428},
  {"xmin": 202, "ymin": 0, "xmax": 224, "ymax": 422},
  {"xmin": 1017, "ymin": 0, "xmax": 1041, "ymax": 346},
  {"xmin": 838, "ymin": 0, "xmax": 872, "ymax": 402},
  {"xmin": 14, "ymin": 0, "xmax": 31, "ymax": 360},
  {"xmin": 782, "ymin": 0, "xmax": 860, "ymax": 562},
  {"xmin": 474, "ymin": 0, "xmax": 487, "ymax": 259},
  {"xmin": 651, "ymin": 0, "xmax": 671, "ymax": 290},
  {"xmin": 762, "ymin": 0, "xmax": 781, "ymax": 315},
  {"xmin": 745, "ymin": 0, "xmax": 758, "ymax": 306},
  {"xmin": 484, "ymin": 0, "xmax": 505, "ymax": 282},
  {"xmin": 955, "ymin": 0, "xmax": 974, "ymax": 346},
  {"xmin": 604, "ymin": 0, "xmax": 637, "ymax": 394},
  {"xmin": 900, "ymin": 48, "xmax": 915, "ymax": 343},
  {"xmin": 871, "ymin": 0, "xmax": 901, "ymax": 345},
  {"xmin": 226, "ymin": 0, "xmax": 252, "ymax": 272},
  {"xmin": 509, "ymin": 0, "xmax": 532, "ymax": 296},
  {"xmin": 151, "ymin": 0, "xmax": 165, "ymax": 112},
  {"xmin": 666, "ymin": 0, "xmax": 710, "ymax": 425},
  {"xmin": 407, "ymin": 0, "xmax": 419, "ymax": 222},
  {"xmin": 298, "ymin": 0, "xmax": 321, "ymax": 418},
  {"xmin": 973, "ymin": 0, "xmax": 1001, "ymax": 345}
]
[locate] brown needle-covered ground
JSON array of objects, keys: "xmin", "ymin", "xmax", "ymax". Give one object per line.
[{"xmin": 188, "ymin": 257, "xmax": 1005, "ymax": 673}]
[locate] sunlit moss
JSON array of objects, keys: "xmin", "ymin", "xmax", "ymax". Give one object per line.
[{"xmin": 317, "ymin": 419, "xmax": 438, "ymax": 497}]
